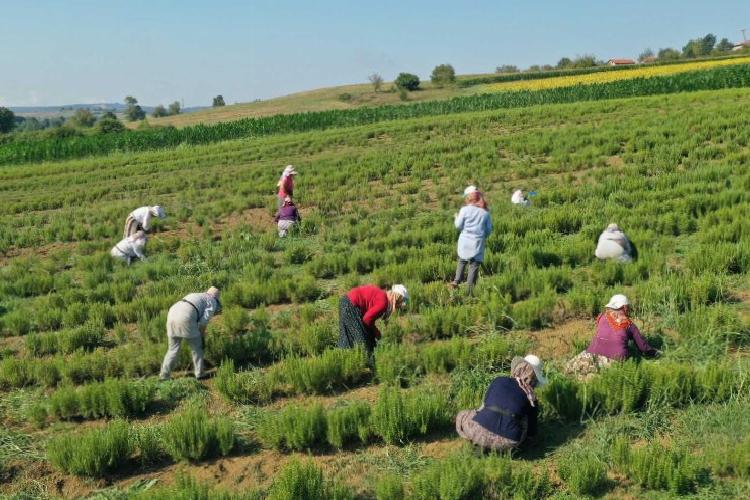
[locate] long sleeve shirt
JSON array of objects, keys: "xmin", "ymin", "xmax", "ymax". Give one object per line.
[
  {"xmin": 129, "ymin": 206, "xmax": 154, "ymax": 231},
  {"xmin": 587, "ymin": 313, "xmax": 654, "ymax": 360},
  {"xmin": 454, "ymin": 205, "xmax": 493, "ymax": 262},
  {"xmin": 346, "ymin": 285, "xmax": 389, "ymax": 339},
  {"xmin": 278, "ymin": 176, "xmax": 294, "ymax": 198},
  {"xmin": 275, "ymin": 204, "xmax": 301, "ymax": 222},
  {"xmin": 595, "ymin": 230, "xmax": 632, "ymax": 261},
  {"xmin": 473, "ymin": 377, "xmax": 538, "ymax": 442},
  {"xmin": 112, "ymin": 235, "xmax": 147, "ymax": 262},
  {"xmin": 180, "ymin": 292, "xmax": 220, "ymax": 328}
]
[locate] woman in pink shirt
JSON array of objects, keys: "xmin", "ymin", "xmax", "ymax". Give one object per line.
[
  {"xmin": 565, "ymin": 294, "xmax": 658, "ymax": 379},
  {"xmin": 277, "ymin": 165, "xmax": 297, "ymax": 209}
]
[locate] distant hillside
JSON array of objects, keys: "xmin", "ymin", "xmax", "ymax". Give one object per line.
[
  {"xmin": 10, "ymin": 103, "xmax": 208, "ymax": 119},
  {"xmin": 135, "ymin": 75, "xmax": 490, "ymax": 129}
]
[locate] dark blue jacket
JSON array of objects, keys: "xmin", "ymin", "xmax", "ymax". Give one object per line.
[{"xmin": 472, "ymin": 376, "xmax": 538, "ymax": 442}]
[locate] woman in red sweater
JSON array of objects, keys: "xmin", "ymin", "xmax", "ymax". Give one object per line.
[{"xmin": 338, "ymin": 284, "xmax": 409, "ymax": 352}]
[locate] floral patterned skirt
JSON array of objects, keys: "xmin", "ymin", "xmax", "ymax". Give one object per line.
[
  {"xmin": 564, "ymin": 350, "xmax": 613, "ymax": 380},
  {"xmin": 455, "ymin": 410, "xmax": 522, "ymax": 451}
]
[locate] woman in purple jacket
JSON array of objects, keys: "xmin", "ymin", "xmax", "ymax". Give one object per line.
[
  {"xmin": 275, "ymin": 196, "xmax": 301, "ymax": 237},
  {"xmin": 565, "ymin": 294, "xmax": 658, "ymax": 379}
]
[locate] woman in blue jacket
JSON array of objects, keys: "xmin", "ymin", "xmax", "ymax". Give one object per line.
[
  {"xmin": 455, "ymin": 354, "xmax": 546, "ymax": 451},
  {"xmin": 449, "ymin": 185, "xmax": 493, "ymax": 294}
]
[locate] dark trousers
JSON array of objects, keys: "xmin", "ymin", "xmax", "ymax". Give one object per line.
[
  {"xmin": 454, "ymin": 258, "xmax": 480, "ymax": 293},
  {"xmin": 338, "ymin": 297, "xmax": 376, "ymax": 353}
]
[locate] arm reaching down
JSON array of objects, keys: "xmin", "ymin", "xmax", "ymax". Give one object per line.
[{"xmin": 628, "ymin": 323, "xmax": 655, "ymax": 354}]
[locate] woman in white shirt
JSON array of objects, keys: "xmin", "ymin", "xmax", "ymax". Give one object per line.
[{"xmin": 111, "ymin": 230, "xmax": 148, "ymax": 265}]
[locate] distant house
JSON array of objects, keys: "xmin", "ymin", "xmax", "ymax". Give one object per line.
[
  {"xmin": 607, "ymin": 58, "xmax": 636, "ymax": 66},
  {"xmin": 641, "ymin": 56, "xmax": 658, "ymax": 64},
  {"xmin": 733, "ymin": 40, "xmax": 750, "ymax": 51}
]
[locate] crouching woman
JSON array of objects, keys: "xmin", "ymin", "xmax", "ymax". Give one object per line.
[{"xmin": 455, "ymin": 355, "xmax": 546, "ymax": 451}]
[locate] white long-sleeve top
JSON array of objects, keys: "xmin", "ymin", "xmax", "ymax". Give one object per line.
[
  {"xmin": 111, "ymin": 234, "xmax": 147, "ymax": 263},
  {"xmin": 177, "ymin": 292, "xmax": 220, "ymax": 328},
  {"xmin": 511, "ymin": 190, "xmax": 531, "ymax": 207},
  {"xmin": 128, "ymin": 206, "xmax": 154, "ymax": 231},
  {"xmin": 595, "ymin": 229, "xmax": 632, "ymax": 262},
  {"xmin": 454, "ymin": 205, "xmax": 493, "ymax": 262}
]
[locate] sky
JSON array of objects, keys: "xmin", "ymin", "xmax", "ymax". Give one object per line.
[{"xmin": 1, "ymin": 0, "xmax": 749, "ymax": 107}]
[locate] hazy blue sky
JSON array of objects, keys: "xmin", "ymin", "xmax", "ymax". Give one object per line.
[{"xmin": 1, "ymin": 0, "xmax": 749, "ymax": 106}]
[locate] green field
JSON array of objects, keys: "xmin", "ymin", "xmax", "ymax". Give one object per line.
[{"xmin": 2, "ymin": 86, "xmax": 750, "ymax": 498}]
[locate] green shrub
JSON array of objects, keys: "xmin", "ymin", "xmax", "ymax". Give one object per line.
[
  {"xmin": 47, "ymin": 419, "xmax": 133, "ymax": 477},
  {"xmin": 161, "ymin": 406, "xmax": 235, "ymax": 462},
  {"xmin": 268, "ymin": 459, "xmax": 351, "ymax": 500},
  {"xmin": 257, "ymin": 403, "xmax": 327, "ymax": 451},
  {"xmin": 215, "ymin": 360, "xmax": 274, "ymax": 404},
  {"xmin": 276, "ymin": 347, "xmax": 369, "ymax": 394},
  {"xmin": 133, "ymin": 424, "xmax": 165, "ymax": 466},
  {"xmin": 375, "ymin": 474, "xmax": 404, "ymax": 500},
  {"xmin": 611, "ymin": 437, "xmax": 699, "ymax": 494},
  {"xmin": 372, "ymin": 385, "xmax": 408, "ymax": 444},
  {"xmin": 326, "ymin": 401, "xmax": 371, "ymax": 449},
  {"xmin": 410, "ymin": 453, "xmax": 484, "ymax": 500},
  {"xmin": 395, "ymin": 72, "xmax": 420, "ymax": 91},
  {"xmin": 48, "ymin": 379, "xmax": 157, "ymax": 420},
  {"xmin": 558, "ymin": 448, "xmax": 608, "ymax": 496},
  {"xmin": 375, "ymin": 343, "xmax": 419, "ymax": 385}
]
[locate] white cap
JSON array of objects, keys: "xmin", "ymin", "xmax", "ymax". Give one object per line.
[
  {"xmin": 463, "ymin": 185, "xmax": 479, "ymax": 197},
  {"xmin": 152, "ymin": 206, "xmax": 166, "ymax": 219},
  {"xmin": 391, "ymin": 284, "xmax": 409, "ymax": 304},
  {"xmin": 605, "ymin": 294, "xmax": 629, "ymax": 310},
  {"xmin": 511, "ymin": 354, "xmax": 547, "ymax": 386},
  {"xmin": 283, "ymin": 165, "xmax": 297, "ymax": 175}
]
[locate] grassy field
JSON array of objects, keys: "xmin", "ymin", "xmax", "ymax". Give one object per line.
[
  {"xmin": 2, "ymin": 87, "xmax": 750, "ymax": 498},
  {"xmin": 137, "ymin": 79, "xmax": 480, "ymax": 129}
]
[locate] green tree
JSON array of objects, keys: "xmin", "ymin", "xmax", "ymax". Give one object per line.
[
  {"xmin": 657, "ymin": 47, "xmax": 681, "ymax": 61},
  {"xmin": 212, "ymin": 94, "xmax": 226, "ymax": 107},
  {"xmin": 368, "ymin": 73, "xmax": 383, "ymax": 92},
  {"xmin": 430, "ymin": 64, "xmax": 455, "ymax": 86},
  {"xmin": 701, "ymin": 33, "xmax": 717, "ymax": 55},
  {"xmin": 69, "ymin": 108, "xmax": 96, "ymax": 128},
  {"xmin": 168, "ymin": 101, "xmax": 181, "ymax": 115},
  {"xmin": 96, "ymin": 114, "xmax": 125, "ymax": 134},
  {"xmin": 123, "ymin": 96, "xmax": 145, "ymax": 121},
  {"xmin": 572, "ymin": 55, "xmax": 599, "ymax": 68},
  {"xmin": 638, "ymin": 48, "xmax": 654, "ymax": 62},
  {"xmin": 0, "ymin": 107, "xmax": 15, "ymax": 133},
  {"xmin": 152, "ymin": 105, "xmax": 168, "ymax": 118},
  {"xmin": 556, "ymin": 57, "xmax": 573, "ymax": 69},
  {"xmin": 394, "ymin": 72, "xmax": 420, "ymax": 91},
  {"xmin": 496, "ymin": 64, "xmax": 519, "ymax": 73},
  {"xmin": 716, "ymin": 38, "xmax": 734, "ymax": 52}
]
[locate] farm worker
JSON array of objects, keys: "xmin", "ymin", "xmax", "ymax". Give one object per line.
[
  {"xmin": 277, "ymin": 165, "xmax": 297, "ymax": 209},
  {"xmin": 338, "ymin": 284, "xmax": 409, "ymax": 353},
  {"xmin": 564, "ymin": 294, "xmax": 659, "ymax": 379},
  {"xmin": 511, "ymin": 189, "xmax": 531, "ymax": 207},
  {"xmin": 159, "ymin": 286, "xmax": 222, "ymax": 381},
  {"xmin": 124, "ymin": 205, "xmax": 166, "ymax": 238},
  {"xmin": 455, "ymin": 354, "xmax": 545, "ymax": 451},
  {"xmin": 110, "ymin": 230, "xmax": 147, "ymax": 265},
  {"xmin": 449, "ymin": 185, "xmax": 493, "ymax": 294},
  {"xmin": 594, "ymin": 223, "xmax": 633, "ymax": 263},
  {"xmin": 275, "ymin": 195, "xmax": 301, "ymax": 237}
]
